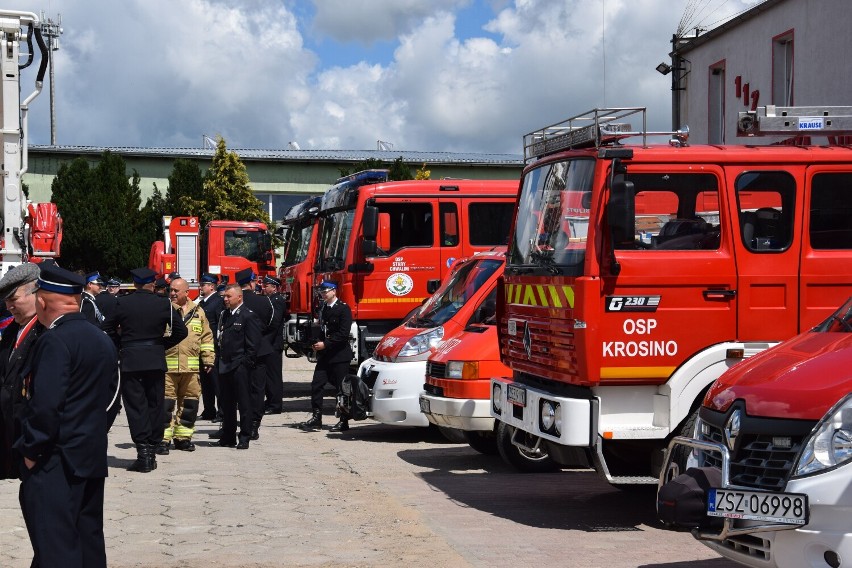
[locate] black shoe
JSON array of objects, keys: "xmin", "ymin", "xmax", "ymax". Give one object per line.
[
  {"xmin": 217, "ymin": 439, "xmax": 236, "ymax": 448},
  {"xmin": 209, "ymin": 428, "xmax": 223, "ymax": 439},
  {"xmin": 199, "ymin": 412, "xmax": 216, "ymax": 421},
  {"xmin": 250, "ymin": 420, "xmax": 260, "ymax": 441},
  {"xmin": 173, "ymin": 439, "xmax": 196, "ymax": 452},
  {"xmin": 155, "ymin": 441, "xmax": 171, "ymax": 455},
  {"xmin": 298, "ymin": 411, "xmax": 322, "ymax": 431},
  {"xmin": 264, "ymin": 407, "xmax": 282, "ymax": 415},
  {"xmin": 236, "ymin": 440, "xmax": 250, "ymax": 450},
  {"xmin": 329, "ymin": 420, "xmax": 350, "ymax": 432}
]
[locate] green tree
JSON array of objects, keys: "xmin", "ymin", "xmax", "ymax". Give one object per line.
[
  {"xmin": 337, "ymin": 158, "xmax": 385, "ymax": 178},
  {"xmin": 388, "ymin": 156, "xmax": 413, "ymax": 180},
  {"xmin": 199, "ymin": 137, "xmax": 271, "ymax": 229},
  {"xmin": 338, "ymin": 156, "xmax": 413, "ymax": 181},
  {"xmin": 50, "ymin": 151, "xmax": 148, "ymax": 277}
]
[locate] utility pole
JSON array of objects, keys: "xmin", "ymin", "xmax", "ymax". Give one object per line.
[{"xmin": 40, "ymin": 13, "xmax": 62, "ymax": 145}]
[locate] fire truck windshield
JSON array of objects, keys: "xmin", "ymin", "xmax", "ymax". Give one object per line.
[
  {"xmin": 224, "ymin": 229, "xmax": 264, "ymax": 262},
  {"xmin": 411, "ymin": 258, "xmax": 503, "ymax": 328},
  {"xmin": 508, "ymin": 158, "xmax": 594, "ymax": 275},
  {"xmin": 317, "ymin": 209, "xmax": 354, "ymax": 271},
  {"xmin": 280, "ymin": 222, "xmax": 315, "ymax": 267}
]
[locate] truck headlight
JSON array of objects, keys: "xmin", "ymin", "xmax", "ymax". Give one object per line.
[
  {"xmin": 540, "ymin": 399, "xmax": 560, "ymax": 435},
  {"xmin": 397, "ymin": 326, "xmax": 444, "ymax": 358},
  {"xmin": 447, "ymin": 361, "xmax": 479, "ymax": 379},
  {"xmin": 794, "ymin": 393, "xmax": 852, "ymax": 477},
  {"xmin": 492, "ymin": 383, "xmax": 502, "ymax": 414}
]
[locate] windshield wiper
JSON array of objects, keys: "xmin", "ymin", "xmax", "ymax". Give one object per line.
[{"xmin": 529, "ymin": 250, "xmax": 561, "ymax": 275}]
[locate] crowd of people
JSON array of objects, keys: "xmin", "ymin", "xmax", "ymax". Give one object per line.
[{"xmin": 0, "ymin": 260, "xmax": 354, "ymax": 567}]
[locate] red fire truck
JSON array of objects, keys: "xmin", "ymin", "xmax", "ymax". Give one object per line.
[
  {"xmin": 490, "ymin": 106, "xmax": 852, "ymax": 484},
  {"xmin": 1, "ymin": 11, "xmax": 63, "ymax": 272},
  {"xmin": 418, "ymin": 250, "xmax": 558, "ymax": 471},
  {"xmin": 310, "ymin": 173, "xmax": 518, "ymax": 364},
  {"xmin": 278, "ymin": 195, "xmax": 321, "ymax": 357},
  {"xmin": 149, "ymin": 215, "xmax": 276, "ymax": 294}
]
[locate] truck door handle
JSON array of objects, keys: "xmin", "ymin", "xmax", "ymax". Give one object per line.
[{"xmin": 703, "ymin": 289, "xmax": 736, "ymax": 300}]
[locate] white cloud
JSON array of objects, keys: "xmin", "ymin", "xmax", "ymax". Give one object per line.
[
  {"xmin": 4, "ymin": 0, "xmax": 758, "ymax": 153},
  {"xmin": 310, "ymin": 0, "xmax": 470, "ymax": 44}
]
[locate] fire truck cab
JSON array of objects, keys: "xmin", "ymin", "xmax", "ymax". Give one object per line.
[
  {"xmin": 490, "ymin": 106, "xmax": 852, "ymax": 483},
  {"xmin": 313, "ymin": 173, "xmax": 518, "ymax": 365},
  {"xmin": 278, "ymin": 195, "xmax": 321, "ymax": 358},
  {"xmin": 149, "ymin": 215, "xmax": 276, "ymax": 294}
]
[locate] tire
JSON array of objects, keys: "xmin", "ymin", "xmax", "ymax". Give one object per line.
[
  {"xmin": 437, "ymin": 425, "xmax": 467, "ymax": 444},
  {"xmin": 496, "ymin": 422, "xmax": 559, "ymax": 473},
  {"xmin": 664, "ymin": 409, "xmax": 699, "ymax": 483},
  {"xmin": 463, "ymin": 430, "xmax": 498, "ymax": 455}
]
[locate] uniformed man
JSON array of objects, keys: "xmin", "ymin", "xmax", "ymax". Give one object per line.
[
  {"xmin": 154, "ymin": 277, "xmax": 169, "ymax": 297},
  {"xmin": 106, "ymin": 278, "xmax": 121, "ymax": 296},
  {"xmin": 235, "ymin": 268, "xmax": 274, "ymax": 440},
  {"xmin": 81, "ymin": 272, "xmax": 106, "ymax": 325},
  {"xmin": 0, "ymin": 263, "xmax": 43, "ymax": 480},
  {"xmin": 261, "ymin": 275, "xmax": 287, "ymax": 415},
  {"xmin": 15, "ymin": 264, "xmax": 117, "ymax": 568},
  {"xmin": 197, "ymin": 273, "xmax": 225, "ymax": 421},
  {"xmin": 102, "ymin": 267, "xmax": 187, "ymax": 473},
  {"xmin": 217, "ymin": 284, "xmax": 264, "ymax": 449},
  {"xmin": 298, "ymin": 281, "xmax": 353, "ymax": 432},
  {"xmin": 94, "ymin": 273, "xmax": 117, "ymax": 322},
  {"xmin": 157, "ymin": 278, "xmax": 214, "ymax": 453}
]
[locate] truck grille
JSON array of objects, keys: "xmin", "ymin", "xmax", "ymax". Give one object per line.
[
  {"xmin": 697, "ymin": 405, "xmax": 815, "ymax": 492},
  {"xmin": 426, "ymin": 361, "xmax": 447, "ymax": 379},
  {"xmin": 423, "ymin": 383, "xmax": 444, "ymax": 397}
]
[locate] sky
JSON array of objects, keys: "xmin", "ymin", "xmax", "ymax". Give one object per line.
[{"xmin": 6, "ymin": 0, "xmax": 761, "ymax": 155}]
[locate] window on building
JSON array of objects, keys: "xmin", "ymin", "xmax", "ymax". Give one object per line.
[
  {"xmin": 810, "ymin": 173, "xmax": 852, "ymax": 250},
  {"xmin": 468, "ymin": 202, "xmax": 514, "ymax": 246},
  {"xmin": 708, "ymin": 62, "xmax": 725, "ymax": 144},
  {"xmin": 772, "ymin": 31, "xmax": 794, "ymax": 106}
]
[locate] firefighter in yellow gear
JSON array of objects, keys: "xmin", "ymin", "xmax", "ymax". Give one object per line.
[{"xmin": 157, "ymin": 278, "xmax": 215, "ymax": 453}]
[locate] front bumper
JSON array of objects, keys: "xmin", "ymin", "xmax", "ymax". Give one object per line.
[
  {"xmin": 358, "ymin": 358, "xmax": 429, "ymax": 427},
  {"xmin": 490, "ymin": 377, "xmax": 594, "ymax": 447},
  {"xmin": 662, "ymin": 436, "xmax": 852, "ymax": 568},
  {"xmin": 419, "ymin": 393, "xmax": 493, "ymax": 431}
]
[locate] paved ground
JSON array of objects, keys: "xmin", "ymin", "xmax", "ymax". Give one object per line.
[{"xmin": 0, "ymin": 357, "xmax": 741, "ymax": 568}]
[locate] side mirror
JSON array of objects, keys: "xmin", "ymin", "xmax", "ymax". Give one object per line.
[
  {"xmin": 426, "ymin": 279, "xmax": 441, "ymax": 294},
  {"xmin": 363, "ymin": 206, "xmax": 378, "ymax": 241},
  {"xmin": 608, "ymin": 179, "xmax": 635, "ymax": 246},
  {"xmin": 362, "ymin": 239, "xmax": 377, "ymax": 257}
]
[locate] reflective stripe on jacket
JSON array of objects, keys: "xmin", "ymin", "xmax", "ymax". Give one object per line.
[{"xmin": 165, "ymin": 299, "xmax": 215, "ymax": 372}]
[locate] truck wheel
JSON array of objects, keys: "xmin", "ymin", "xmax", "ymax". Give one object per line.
[
  {"xmin": 437, "ymin": 425, "xmax": 467, "ymax": 444},
  {"xmin": 463, "ymin": 430, "xmax": 498, "ymax": 455},
  {"xmin": 496, "ymin": 422, "xmax": 559, "ymax": 473},
  {"xmin": 665, "ymin": 409, "xmax": 700, "ymax": 483}
]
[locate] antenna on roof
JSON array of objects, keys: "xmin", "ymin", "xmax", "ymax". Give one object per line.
[
  {"xmin": 377, "ymin": 140, "xmax": 394, "ymax": 151},
  {"xmin": 288, "ymin": 141, "xmax": 301, "ymax": 150},
  {"xmin": 202, "ymin": 135, "xmax": 217, "ymax": 149}
]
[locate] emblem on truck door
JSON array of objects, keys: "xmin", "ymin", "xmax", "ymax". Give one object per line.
[
  {"xmin": 725, "ymin": 409, "xmax": 741, "ymax": 451},
  {"xmin": 605, "ymin": 295, "xmax": 661, "ymax": 312}
]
